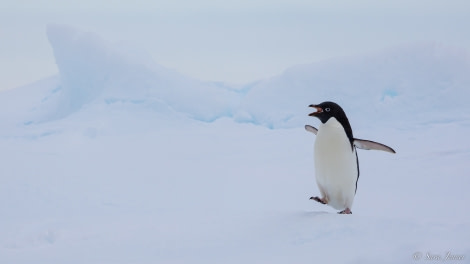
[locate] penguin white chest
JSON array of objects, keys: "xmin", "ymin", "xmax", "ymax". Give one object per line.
[{"xmin": 314, "ymin": 118, "xmax": 358, "ymax": 210}]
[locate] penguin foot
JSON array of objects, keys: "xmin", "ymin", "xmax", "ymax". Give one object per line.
[
  {"xmin": 309, "ymin": 196, "xmax": 326, "ymax": 204},
  {"xmin": 338, "ymin": 208, "xmax": 352, "ymax": 214}
]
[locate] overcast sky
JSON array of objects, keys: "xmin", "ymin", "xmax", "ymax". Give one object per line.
[{"xmin": 1, "ymin": 0, "xmax": 469, "ymax": 90}]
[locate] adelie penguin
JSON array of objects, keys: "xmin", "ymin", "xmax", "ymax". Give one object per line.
[{"xmin": 305, "ymin": 101, "xmax": 395, "ymax": 214}]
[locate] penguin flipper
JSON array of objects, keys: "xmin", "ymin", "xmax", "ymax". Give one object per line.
[
  {"xmin": 305, "ymin": 124, "xmax": 396, "ymax": 153},
  {"xmin": 353, "ymin": 139, "xmax": 396, "ymax": 154},
  {"xmin": 304, "ymin": 125, "xmax": 318, "ymax": 135}
]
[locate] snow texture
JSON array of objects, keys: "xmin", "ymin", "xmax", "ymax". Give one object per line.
[
  {"xmin": 238, "ymin": 43, "xmax": 470, "ymax": 129},
  {"xmin": 43, "ymin": 24, "xmax": 240, "ymax": 123},
  {"xmin": 1, "ymin": 24, "xmax": 469, "ymax": 264}
]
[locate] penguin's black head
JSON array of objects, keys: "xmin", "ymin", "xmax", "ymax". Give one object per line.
[
  {"xmin": 308, "ymin": 101, "xmax": 346, "ymax": 123},
  {"xmin": 308, "ymin": 101, "xmax": 354, "ymax": 140}
]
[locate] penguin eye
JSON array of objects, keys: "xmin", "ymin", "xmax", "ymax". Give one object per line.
[{"xmin": 325, "ymin": 108, "xmax": 330, "ymax": 112}]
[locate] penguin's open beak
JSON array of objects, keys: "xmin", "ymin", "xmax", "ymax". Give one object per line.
[{"xmin": 308, "ymin": 104, "xmax": 323, "ymax": 116}]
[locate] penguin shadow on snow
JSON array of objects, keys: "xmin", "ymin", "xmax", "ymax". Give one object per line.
[
  {"xmin": 305, "ymin": 101, "xmax": 396, "ymax": 215},
  {"xmin": 298, "ymin": 210, "xmax": 330, "ymax": 218}
]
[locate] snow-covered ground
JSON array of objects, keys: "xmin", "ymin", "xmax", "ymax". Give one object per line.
[{"xmin": 1, "ymin": 25, "xmax": 469, "ymax": 264}]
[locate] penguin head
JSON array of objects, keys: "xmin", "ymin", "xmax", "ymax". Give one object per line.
[
  {"xmin": 308, "ymin": 101, "xmax": 347, "ymax": 124},
  {"xmin": 309, "ymin": 101, "xmax": 354, "ymax": 138}
]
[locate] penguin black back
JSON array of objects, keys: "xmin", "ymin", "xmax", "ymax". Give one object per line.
[{"xmin": 308, "ymin": 101, "xmax": 354, "ymax": 147}]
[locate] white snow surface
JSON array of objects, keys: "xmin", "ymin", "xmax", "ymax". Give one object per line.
[
  {"xmin": 42, "ymin": 24, "xmax": 241, "ymax": 123},
  {"xmin": 1, "ymin": 24, "xmax": 470, "ymax": 263}
]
